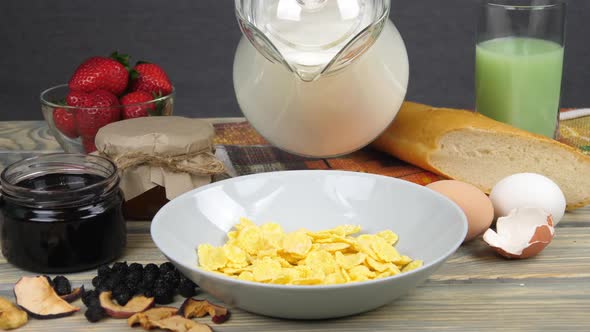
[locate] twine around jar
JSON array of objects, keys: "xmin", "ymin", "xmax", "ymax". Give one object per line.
[{"xmin": 101, "ymin": 149, "xmax": 226, "ymax": 176}]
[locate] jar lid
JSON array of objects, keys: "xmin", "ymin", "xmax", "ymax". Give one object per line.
[
  {"xmin": 0, "ymin": 153, "xmax": 119, "ymax": 209},
  {"xmin": 95, "ymin": 116, "xmax": 214, "ymax": 155},
  {"xmin": 95, "ymin": 117, "xmax": 225, "ymax": 201}
]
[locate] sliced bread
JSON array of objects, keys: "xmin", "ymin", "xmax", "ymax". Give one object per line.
[{"xmin": 372, "ymin": 102, "xmax": 590, "ymax": 210}]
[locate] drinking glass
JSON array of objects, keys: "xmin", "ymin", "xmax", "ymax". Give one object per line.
[{"xmin": 475, "ymin": 0, "xmax": 566, "ymax": 138}]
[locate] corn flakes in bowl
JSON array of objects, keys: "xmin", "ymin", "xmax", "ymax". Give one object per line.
[{"xmin": 151, "ymin": 171, "xmax": 467, "ymax": 319}]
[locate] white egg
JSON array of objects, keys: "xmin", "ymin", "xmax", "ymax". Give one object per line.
[{"xmin": 489, "ymin": 173, "xmax": 566, "ymax": 225}]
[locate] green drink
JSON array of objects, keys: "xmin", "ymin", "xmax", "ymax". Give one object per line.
[
  {"xmin": 476, "ymin": 1, "xmax": 566, "ymax": 139},
  {"xmin": 476, "ymin": 37, "xmax": 564, "ymax": 138}
]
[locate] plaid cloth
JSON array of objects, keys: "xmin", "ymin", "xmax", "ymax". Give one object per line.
[
  {"xmin": 213, "ymin": 122, "xmax": 443, "ymax": 186},
  {"xmin": 213, "ymin": 109, "xmax": 590, "ymax": 186}
]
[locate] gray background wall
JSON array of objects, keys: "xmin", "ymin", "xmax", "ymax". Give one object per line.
[{"xmin": 0, "ymin": 0, "xmax": 587, "ymax": 121}]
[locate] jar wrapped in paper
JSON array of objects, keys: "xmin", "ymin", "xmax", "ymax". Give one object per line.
[{"xmin": 95, "ymin": 116, "xmax": 225, "ymax": 220}]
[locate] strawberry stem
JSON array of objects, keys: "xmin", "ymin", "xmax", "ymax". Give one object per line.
[
  {"xmin": 111, "ymin": 51, "xmax": 131, "ymax": 71},
  {"xmin": 129, "ymin": 69, "xmax": 139, "ymax": 81},
  {"xmin": 51, "ymin": 98, "xmax": 67, "ymax": 106}
]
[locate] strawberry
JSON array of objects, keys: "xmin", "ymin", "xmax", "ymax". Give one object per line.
[
  {"xmin": 66, "ymin": 90, "xmax": 93, "ymax": 108},
  {"xmin": 52, "ymin": 107, "xmax": 78, "ymax": 139},
  {"xmin": 120, "ymin": 91, "xmax": 155, "ymax": 119},
  {"xmin": 75, "ymin": 90, "xmax": 121, "ymax": 138},
  {"xmin": 82, "ymin": 136, "xmax": 97, "ymax": 154},
  {"xmin": 130, "ymin": 62, "xmax": 172, "ymax": 96},
  {"xmin": 68, "ymin": 52, "xmax": 130, "ymax": 95}
]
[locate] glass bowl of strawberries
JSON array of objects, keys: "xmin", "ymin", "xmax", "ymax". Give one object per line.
[{"xmin": 40, "ymin": 52, "xmax": 174, "ymax": 153}]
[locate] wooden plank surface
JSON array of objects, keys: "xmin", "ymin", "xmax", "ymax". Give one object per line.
[
  {"xmin": 0, "ymin": 121, "xmax": 589, "ymax": 331},
  {"xmin": 0, "ymin": 121, "xmax": 62, "ymax": 151},
  {"xmin": 1, "ymin": 219, "xmax": 588, "ymax": 331}
]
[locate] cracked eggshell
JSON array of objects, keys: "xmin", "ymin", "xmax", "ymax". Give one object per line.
[
  {"xmin": 489, "ymin": 173, "xmax": 566, "ymax": 225},
  {"xmin": 483, "ymin": 207, "xmax": 555, "ymax": 259}
]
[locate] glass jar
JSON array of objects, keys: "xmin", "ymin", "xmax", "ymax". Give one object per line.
[{"xmin": 0, "ymin": 153, "xmax": 126, "ymax": 273}]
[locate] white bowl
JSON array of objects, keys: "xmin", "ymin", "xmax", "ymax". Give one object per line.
[{"xmin": 151, "ymin": 171, "xmax": 467, "ymax": 319}]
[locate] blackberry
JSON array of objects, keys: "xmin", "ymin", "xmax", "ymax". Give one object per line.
[
  {"xmin": 92, "ymin": 276, "xmax": 105, "ymax": 288},
  {"xmin": 129, "ymin": 263, "xmax": 144, "ymax": 274},
  {"xmin": 115, "ymin": 290, "xmax": 133, "ymax": 306},
  {"xmin": 53, "ymin": 276, "xmax": 72, "ymax": 296},
  {"xmin": 142, "ymin": 274, "xmax": 157, "ymax": 287},
  {"xmin": 170, "ymin": 268, "xmax": 180, "ymax": 278},
  {"xmin": 153, "ymin": 278, "xmax": 172, "ymax": 291},
  {"xmin": 177, "ymin": 277, "xmax": 198, "ymax": 298},
  {"xmin": 97, "ymin": 264, "xmax": 112, "ymax": 277},
  {"xmin": 101, "ymin": 279, "xmax": 115, "ymax": 291},
  {"xmin": 112, "ymin": 284, "xmax": 130, "ymax": 298},
  {"xmin": 84, "ymin": 306, "xmax": 106, "ymax": 323},
  {"xmin": 153, "ymin": 287, "xmax": 174, "ymax": 304},
  {"xmin": 161, "ymin": 271, "xmax": 180, "ymax": 288},
  {"xmin": 144, "ymin": 263, "xmax": 159, "ymax": 277},
  {"xmin": 85, "ymin": 296, "xmax": 101, "ymax": 309},
  {"xmin": 143, "ymin": 270, "xmax": 157, "ymax": 281},
  {"xmin": 126, "ymin": 279, "xmax": 139, "ymax": 294},
  {"xmin": 55, "ymin": 284, "xmax": 71, "ymax": 296},
  {"xmin": 159, "ymin": 262, "xmax": 176, "ymax": 274},
  {"xmin": 139, "ymin": 279, "xmax": 155, "ymax": 289},
  {"xmin": 134, "ymin": 286, "xmax": 147, "ymax": 296},
  {"xmin": 81, "ymin": 289, "xmax": 96, "ymax": 301},
  {"xmin": 111, "ymin": 261, "xmax": 128, "ymax": 275},
  {"xmin": 143, "ymin": 289, "xmax": 154, "ymax": 298},
  {"xmin": 103, "ymin": 273, "xmax": 124, "ymax": 290},
  {"xmin": 95, "ymin": 283, "xmax": 110, "ymax": 293},
  {"xmin": 81, "ymin": 290, "xmax": 100, "ymax": 307},
  {"xmin": 127, "ymin": 270, "xmax": 143, "ymax": 283}
]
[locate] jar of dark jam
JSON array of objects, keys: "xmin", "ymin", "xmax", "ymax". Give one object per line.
[{"xmin": 0, "ymin": 153, "xmax": 126, "ymax": 273}]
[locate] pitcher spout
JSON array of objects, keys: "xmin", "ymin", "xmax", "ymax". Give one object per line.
[
  {"xmin": 235, "ymin": 0, "xmax": 391, "ymax": 81},
  {"xmin": 287, "ymin": 58, "xmax": 331, "ymax": 82},
  {"xmin": 292, "ymin": 67, "xmax": 323, "ymax": 82}
]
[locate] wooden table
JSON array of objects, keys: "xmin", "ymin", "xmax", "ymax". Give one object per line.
[{"xmin": 0, "ymin": 121, "xmax": 589, "ymax": 331}]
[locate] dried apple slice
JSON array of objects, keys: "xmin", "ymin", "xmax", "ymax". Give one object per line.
[
  {"xmin": 0, "ymin": 296, "xmax": 28, "ymax": 329},
  {"xmin": 60, "ymin": 286, "xmax": 85, "ymax": 303},
  {"xmin": 152, "ymin": 315, "xmax": 212, "ymax": 332},
  {"xmin": 99, "ymin": 291, "xmax": 154, "ymax": 318},
  {"xmin": 483, "ymin": 207, "xmax": 555, "ymax": 259},
  {"xmin": 187, "ymin": 324, "xmax": 214, "ymax": 332},
  {"xmin": 14, "ymin": 276, "xmax": 80, "ymax": 319},
  {"xmin": 128, "ymin": 307, "xmax": 179, "ymax": 329},
  {"xmin": 128, "ymin": 308, "xmax": 212, "ymax": 332},
  {"xmin": 179, "ymin": 298, "xmax": 230, "ymax": 324}
]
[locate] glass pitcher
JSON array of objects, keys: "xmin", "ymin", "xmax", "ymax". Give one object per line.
[{"xmin": 234, "ymin": 0, "xmax": 409, "ymax": 157}]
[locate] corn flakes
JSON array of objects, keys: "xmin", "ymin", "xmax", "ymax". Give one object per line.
[
  {"xmin": 197, "ymin": 244, "xmax": 227, "ymax": 271},
  {"xmin": 282, "ymin": 231, "xmax": 313, "ymax": 257},
  {"xmin": 196, "ymin": 218, "xmax": 423, "ymax": 285},
  {"xmin": 402, "ymin": 260, "xmax": 424, "ymax": 273}
]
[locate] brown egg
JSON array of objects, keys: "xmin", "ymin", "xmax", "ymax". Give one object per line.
[{"xmin": 426, "ymin": 180, "xmax": 494, "ymax": 242}]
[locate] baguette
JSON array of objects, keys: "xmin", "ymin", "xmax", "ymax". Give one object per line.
[{"xmin": 372, "ymin": 102, "xmax": 590, "ymax": 210}]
